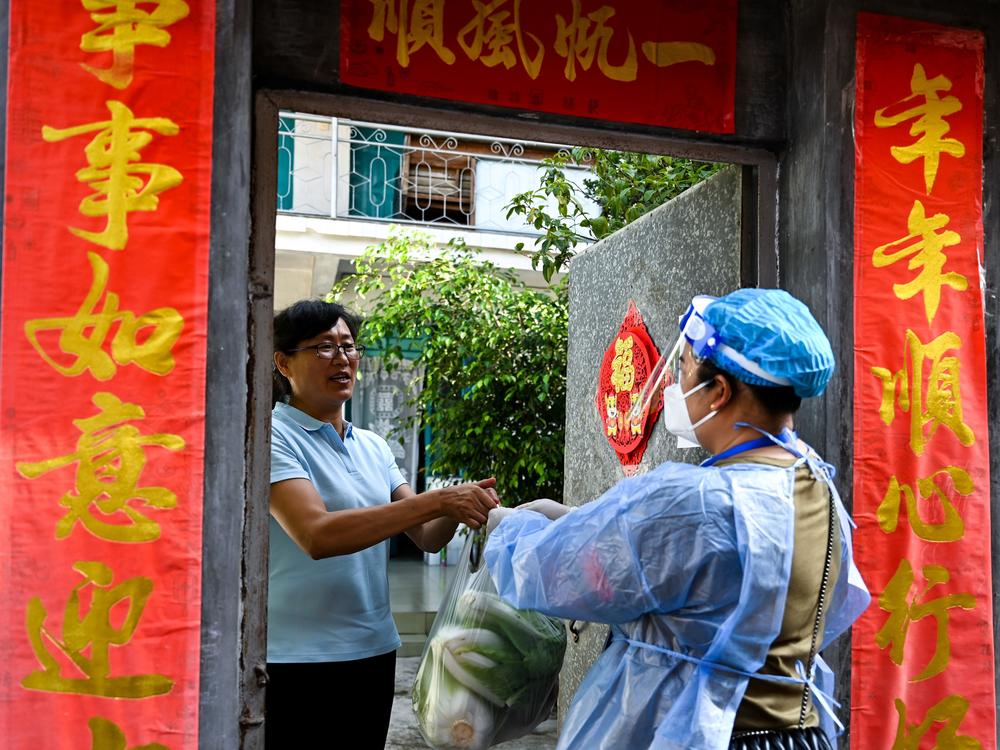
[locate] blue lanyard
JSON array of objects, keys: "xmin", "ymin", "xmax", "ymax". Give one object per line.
[{"xmin": 700, "ymin": 427, "xmax": 799, "ymax": 467}]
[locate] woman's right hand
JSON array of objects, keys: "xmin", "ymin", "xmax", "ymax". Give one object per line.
[{"xmin": 435, "ymin": 477, "xmax": 500, "ymax": 529}]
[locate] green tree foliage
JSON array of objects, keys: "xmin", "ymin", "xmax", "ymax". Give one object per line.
[
  {"xmin": 329, "ymin": 227, "xmax": 568, "ymax": 506},
  {"xmin": 506, "ymin": 147, "xmax": 723, "ymax": 281}
]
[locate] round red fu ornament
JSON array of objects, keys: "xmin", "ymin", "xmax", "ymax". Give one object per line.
[{"xmin": 595, "ymin": 301, "xmax": 663, "ymax": 475}]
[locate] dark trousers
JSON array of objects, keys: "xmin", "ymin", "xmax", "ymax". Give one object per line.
[{"xmin": 265, "ymin": 651, "xmax": 397, "ymax": 749}]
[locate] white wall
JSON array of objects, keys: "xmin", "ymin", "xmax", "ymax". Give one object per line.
[
  {"xmin": 289, "ymin": 118, "xmax": 335, "ymax": 216},
  {"xmin": 474, "ymin": 161, "xmax": 599, "ymax": 234},
  {"xmin": 272, "ymin": 215, "xmax": 579, "ymax": 312},
  {"xmin": 273, "ymin": 115, "xmax": 597, "ymax": 311}
]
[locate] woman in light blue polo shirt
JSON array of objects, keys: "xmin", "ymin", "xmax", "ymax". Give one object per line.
[{"xmin": 267, "ymin": 299, "xmax": 499, "ymax": 749}]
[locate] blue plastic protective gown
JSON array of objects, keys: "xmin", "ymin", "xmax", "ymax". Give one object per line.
[{"xmin": 484, "ymin": 453, "xmax": 869, "ymax": 750}]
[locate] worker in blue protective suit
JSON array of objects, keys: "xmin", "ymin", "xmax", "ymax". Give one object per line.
[{"xmin": 484, "ymin": 288, "xmax": 870, "ymax": 750}]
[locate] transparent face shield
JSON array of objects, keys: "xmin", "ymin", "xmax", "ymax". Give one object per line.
[
  {"xmin": 628, "ymin": 334, "xmax": 683, "ymax": 423},
  {"xmin": 629, "ymin": 296, "xmax": 719, "ymax": 423}
]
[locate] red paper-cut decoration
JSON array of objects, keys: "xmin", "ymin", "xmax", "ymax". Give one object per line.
[{"xmin": 595, "ymin": 301, "xmax": 663, "ymax": 475}]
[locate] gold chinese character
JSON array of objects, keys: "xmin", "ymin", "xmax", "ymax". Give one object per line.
[
  {"xmin": 457, "ymin": 0, "xmax": 544, "ymax": 79},
  {"xmin": 877, "ymin": 466, "xmax": 971, "ymax": 542},
  {"xmin": 15, "ymin": 391, "xmax": 184, "ymax": 543},
  {"xmin": 610, "ymin": 335, "xmax": 635, "ymax": 393},
  {"xmin": 89, "ymin": 717, "xmax": 170, "ymax": 750},
  {"xmin": 892, "ymin": 694, "xmax": 982, "ymax": 749},
  {"xmin": 873, "ymin": 200, "xmax": 967, "ymax": 325},
  {"xmin": 554, "ymin": 1, "xmax": 637, "ymax": 83},
  {"xmin": 367, "ymin": 0, "xmax": 456, "ymax": 67},
  {"xmin": 42, "ymin": 100, "xmax": 182, "ymax": 251},
  {"xmin": 874, "ymin": 63, "xmax": 966, "ymax": 194},
  {"xmin": 640, "ymin": 41, "xmax": 715, "ymax": 67},
  {"xmin": 25, "ymin": 251, "xmax": 184, "ymax": 380},
  {"xmin": 875, "ymin": 557, "xmax": 975, "ymax": 682},
  {"xmin": 79, "ymin": 0, "xmax": 191, "ymax": 90},
  {"xmin": 872, "ymin": 329, "xmax": 975, "ymax": 457},
  {"xmin": 22, "ymin": 561, "xmax": 173, "ymax": 698}
]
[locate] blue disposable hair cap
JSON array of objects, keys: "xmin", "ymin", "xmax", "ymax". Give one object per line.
[{"xmin": 687, "ymin": 288, "xmax": 835, "ymax": 398}]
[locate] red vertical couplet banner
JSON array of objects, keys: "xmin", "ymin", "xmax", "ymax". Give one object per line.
[
  {"xmin": 852, "ymin": 13, "xmax": 994, "ymax": 749},
  {"xmin": 0, "ymin": 2, "xmax": 215, "ymax": 748}
]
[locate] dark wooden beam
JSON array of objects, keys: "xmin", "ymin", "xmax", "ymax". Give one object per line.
[
  {"xmin": 264, "ymin": 89, "xmax": 777, "ymax": 165},
  {"xmin": 778, "ymin": 3, "xmax": 861, "ymax": 744},
  {"xmin": 241, "ymin": 89, "xmax": 283, "ymax": 748},
  {"xmin": 986, "ymin": 24, "xmax": 1000, "ymax": 750},
  {"xmin": 200, "ymin": 0, "xmax": 257, "ymax": 747},
  {"xmin": 252, "ymin": 0, "xmax": 787, "ymax": 150}
]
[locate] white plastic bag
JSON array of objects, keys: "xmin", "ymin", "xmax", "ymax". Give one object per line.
[{"xmin": 411, "ymin": 532, "xmax": 566, "ymax": 749}]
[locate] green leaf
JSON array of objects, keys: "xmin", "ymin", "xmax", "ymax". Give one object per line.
[{"xmin": 329, "ymin": 225, "xmax": 568, "ymax": 505}]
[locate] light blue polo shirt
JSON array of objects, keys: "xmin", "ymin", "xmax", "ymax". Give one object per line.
[{"xmin": 268, "ymin": 402, "xmax": 407, "ymax": 663}]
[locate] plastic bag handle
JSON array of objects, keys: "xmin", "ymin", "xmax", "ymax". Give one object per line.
[{"xmin": 469, "ymin": 530, "xmax": 484, "ymax": 571}]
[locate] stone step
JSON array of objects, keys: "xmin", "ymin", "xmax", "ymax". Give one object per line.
[
  {"xmin": 395, "ymin": 611, "xmax": 436, "ymax": 658},
  {"xmin": 393, "ymin": 610, "xmax": 436, "ymax": 635},
  {"xmin": 398, "ymin": 633, "xmax": 427, "ymax": 658}
]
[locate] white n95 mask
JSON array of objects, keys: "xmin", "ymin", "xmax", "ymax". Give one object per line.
[{"xmin": 662, "ymin": 380, "xmax": 717, "ymax": 448}]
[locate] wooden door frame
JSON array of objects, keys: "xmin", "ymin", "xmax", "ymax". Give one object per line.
[{"xmin": 243, "ymin": 88, "xmax": 782, "ymax": 749}]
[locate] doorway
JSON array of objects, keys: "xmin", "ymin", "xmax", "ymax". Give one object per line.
[{"xmin": 244, "ymin": 89, "xmax": 779, "ymax": 748}]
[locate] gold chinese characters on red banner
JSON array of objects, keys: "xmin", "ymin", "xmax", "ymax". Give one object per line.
[
  {"xmin": 0, "ymin": 1, "xmax": 215, "ymax": 747},
  {"xmin": 851, "ymin": 13, "xmax": 995, "ymax": 749},
  {"xmin": 340, "ymin": 0, "xmax": 738, "ymax": 133}
]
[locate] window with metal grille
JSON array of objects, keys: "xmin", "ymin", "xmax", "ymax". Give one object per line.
[{"xmin": 400, "ymin": 135, "xmax": 477, "ymax": 225}]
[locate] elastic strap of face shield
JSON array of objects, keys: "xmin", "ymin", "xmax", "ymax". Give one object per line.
[
  {"xmin": 681, "ymin": 296, "xmax": 793, "ymax": 388},
  {"xmin": 679, "ymin": 296, "xmax": 720, "ymax": 361}
]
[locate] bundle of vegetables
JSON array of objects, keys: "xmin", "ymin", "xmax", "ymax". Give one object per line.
[{"xmin": 412, "ymin": 555, "xmax": 567, "ymax": 750}]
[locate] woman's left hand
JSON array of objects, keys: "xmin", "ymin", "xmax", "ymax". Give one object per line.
[{"xmin": 434, "ymin": 478, "xmax": 501, "ymax": 529}]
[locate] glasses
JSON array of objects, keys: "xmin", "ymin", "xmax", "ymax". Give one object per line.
[{"xmin": 288, "ymin": 342, "xmax": 366, "ymax": 360}]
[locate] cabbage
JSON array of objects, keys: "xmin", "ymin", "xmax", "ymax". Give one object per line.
[
  {"xmin": 412, "ymin": 591, "xmax": 566, "ymax": 749},
  {"xmin": 415, "ymin": 636, "xmax": 496, "ymax": 750},
  {"xmin": 455, "ymin": 591, "xmax": 566, "ymax": 684}
]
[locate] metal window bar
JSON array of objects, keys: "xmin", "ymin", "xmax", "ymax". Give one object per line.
[{"xmin": 276, "ymin": 112, "xmax": 584, "ymax": 237}]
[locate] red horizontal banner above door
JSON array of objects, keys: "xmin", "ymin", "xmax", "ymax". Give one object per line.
[{"xmin": 340, "ymin": 0, "xmax": 738, "ymax": 133}]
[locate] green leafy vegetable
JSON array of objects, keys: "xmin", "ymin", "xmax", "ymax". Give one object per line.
[{"xmin": 413, "ymin": 593, "xmax": 567, "ymax": 749}]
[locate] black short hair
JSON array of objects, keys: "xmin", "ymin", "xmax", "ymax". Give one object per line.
[
  {"xmin": 695, "ymin": 357, "xmax": 802, "ymax": 416},
  {"xmin": 272, "ymin": 299, "xmax": 361, "ymax": 404}
]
